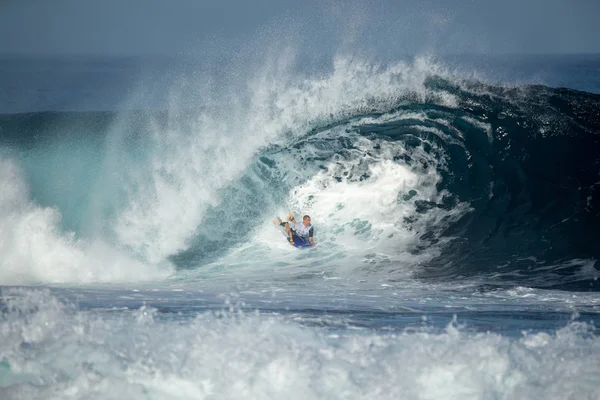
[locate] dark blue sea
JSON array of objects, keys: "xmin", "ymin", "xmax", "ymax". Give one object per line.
[{"xmin": 0, "ymin": 53, "xmax": 599, "ymax": 399}]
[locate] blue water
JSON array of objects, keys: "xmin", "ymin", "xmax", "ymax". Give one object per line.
[{"xmin": 1, "ymin": 54, "xmax": 599, "ymax": 399}]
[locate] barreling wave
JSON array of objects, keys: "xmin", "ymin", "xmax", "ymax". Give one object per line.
[{"xmin": 0, "ymin": 58, "xmax": 598, "ymax": 290}]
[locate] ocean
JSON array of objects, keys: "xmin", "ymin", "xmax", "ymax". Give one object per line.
[{"xmin": 0, "ymin": 53, "xmax": 599, "ymax": 399}]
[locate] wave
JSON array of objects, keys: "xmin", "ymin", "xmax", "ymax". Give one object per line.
[{"xmin": 0, "ymin": 57, "xmax": 598, "ymax": 289}]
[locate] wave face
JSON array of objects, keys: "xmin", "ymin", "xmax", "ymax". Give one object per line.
[
  {"xmin": 0, "ymin": 58, "xmax": 598, "ymax": 289},
  {"xmin": 385, "ymin": 81, "xmax": 600, "ymax": 290}
]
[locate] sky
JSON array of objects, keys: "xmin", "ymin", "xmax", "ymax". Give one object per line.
[{"xmin": 1, "ymin": 0, "xmax": 599, "ymax": 56}]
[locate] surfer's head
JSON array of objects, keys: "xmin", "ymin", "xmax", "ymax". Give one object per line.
[{"xmin": 303, "ymin": 215, "xmax": 311, "ymax": 226}]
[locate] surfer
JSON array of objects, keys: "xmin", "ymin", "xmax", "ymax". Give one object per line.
[{"xmin": 273, "ymin": 212, "xmax": 315, "ymax": 246}]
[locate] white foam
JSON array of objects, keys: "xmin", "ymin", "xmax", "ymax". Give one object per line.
[
  {"xmin": 110, "ymin": 54, "xmax": 460, "ymax": 265},
  {"xmin": 285, "ymin": 137, "xmax": 468, "ymax": 267},
  {"xmin": 1, "ymin": 289, "xmax": 599, "ymax": 400},
  {"xmin": 291, "ymin": 159, "xmax": 420, "ymax": 247},
  {"xmin": 199, "ymin": 124, "xmax": 471, "ymax": 281},
  {"xmin": 0, "ymin": 158, "xmax": 172, "ymax": 285},
  {"xmin": 1, "ymin": 54, "xmax": 465, "ymax": 281}
]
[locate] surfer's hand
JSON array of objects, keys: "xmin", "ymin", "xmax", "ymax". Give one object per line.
[{"xmin": 289, "ymin": 240, "xmax": 294, "ymax": 245}]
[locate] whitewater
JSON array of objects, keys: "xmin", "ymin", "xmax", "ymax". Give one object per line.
[{"xmin": 0, "ymin": 52, "xmax": 599, "ymax": 399}]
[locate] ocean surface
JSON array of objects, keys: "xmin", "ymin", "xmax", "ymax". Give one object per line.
[{"xmin": 0, "ymin": 53, "xmax": 599, "ymax": 399}]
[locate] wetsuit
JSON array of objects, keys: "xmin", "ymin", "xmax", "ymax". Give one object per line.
[
  {"xmin": 290, "ymin": 221, "xmax": 314, "ymax": 243},
  {"xmin": 280, "ymin": 220, "xmax": 314, "ymax": 244}
]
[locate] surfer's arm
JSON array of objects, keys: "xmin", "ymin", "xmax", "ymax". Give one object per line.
[
  {"xmin": 308, "ymin": 227, "xmax": 315, "ymax": 245},
  {"xmin": 287, "ymin": 212, "xmax": 296, "ymax": 224}
]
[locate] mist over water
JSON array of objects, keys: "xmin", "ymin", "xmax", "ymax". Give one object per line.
[{"xmin": 0, "ymin": 55, "xmax": 464, "ymax": 284}]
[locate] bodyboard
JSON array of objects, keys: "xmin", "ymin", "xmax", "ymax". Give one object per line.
[{"xmin": 274, "ymin": 218, "xmax": 313, "ymax": 249}]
